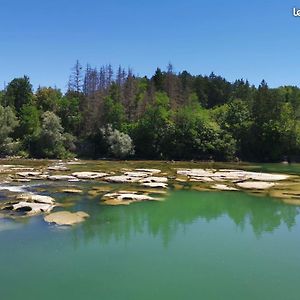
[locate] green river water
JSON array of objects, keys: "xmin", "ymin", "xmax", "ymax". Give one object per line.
[{"xmin": 0, "ymin": 162, "xmax": 300, "ymax": 299}]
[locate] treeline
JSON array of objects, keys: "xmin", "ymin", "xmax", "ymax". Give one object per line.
[{"xmin": 0, "ymin": 61, "xmax": 299, "ymax": 162}]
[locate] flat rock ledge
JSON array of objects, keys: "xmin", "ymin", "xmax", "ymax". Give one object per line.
[
  {"xmin": 48, "ymin": 175, "xmax": 78, "ymax": 181},
  {"xmin": 104, "ymin": 174, "xmax": 168, "ymax": 188},
  {"xmin": 1, "ymin": 194, "xmax": 56, "ymax": 216},
  {"xmin": 16, "ymin": 194, "xmax": 55, "ymax": 204},
  {"xmin": 72, "ymin": 172, "xmax": 108, "ymax": 179},
  {"xmin": 141, "ymin": 182, "xmax": 168, "ymax": 188},
  {"xmin": 44, "ymin": 211, "xmax": 89, "ymax": 226},
  {"xmin": 211, "ymin": 184, "xmax": 238, "ymax": 191},
  {"xmin": 236, "ymin": 181, "xmax": 275, "ymax": 190},
  {"xmin": 135, "ymin": 168, "xmax": 161, "ymax": 174},
  {"xmin": 102, "ymin": 191, "xmax": 160, "ymax": 205},
  {"xmin": 177, "ymin": 169, "xmax": 289, "ymax": 183}
]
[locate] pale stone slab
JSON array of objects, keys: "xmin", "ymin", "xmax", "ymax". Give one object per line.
[
  {"xmin": 72, "ymin": 172, "xmax": 108, "ymax": 179},
  {"xmin": 44, "ymin": 211, "xmax": 89, "ymax": 225},
  {"xmin": 236, "ymin": 181, "xmax": 275, "ymax": 190}
]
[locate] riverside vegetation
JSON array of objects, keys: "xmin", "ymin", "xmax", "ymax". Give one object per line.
[{"xmin": 0, "ymin": 61, "xmax": 300, "ymax": 162}]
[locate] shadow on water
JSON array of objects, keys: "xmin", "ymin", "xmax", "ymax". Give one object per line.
[{"xmin": 72, "ymin": 190, "xmax": 300, "ymax": 247}]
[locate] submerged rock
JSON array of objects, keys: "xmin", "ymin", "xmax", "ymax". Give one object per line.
[
  {"xmin": 88, "ymin": 185, "xmax": 113, "ymax": 197},
  {"xmin": 281, "ymin": 199, "xmax": 300, "ymax": 206},
  {"xmin": 103, "ymin": 199, "xmax": 133, "ymax": 205},
  {"xmin": 91, "ymin": 185, "xmax": 113, "ymax": 192},
  {"xmin": 175, "ymin": 177, "xmax": 187, "ymax": 182},
  {"xmin": 60, "ymin": 188, "xmax": 83, "ymax": 194},
  {"xmin": 268, "ymin": 182, "xmax": 300, "ymax": 202},
  {"xmin": 44, "ymin": 211, "xmax": 89, "ymax": 225}
]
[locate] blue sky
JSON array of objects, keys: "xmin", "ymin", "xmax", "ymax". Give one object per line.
[{"xmin": 1, "ymin": 0, "xmax": 300, "ymax": 90}]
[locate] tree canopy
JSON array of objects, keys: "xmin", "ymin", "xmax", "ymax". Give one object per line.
[{"xmin": 1, "ymin": 62, "xmax": 299, "ymax": 161}]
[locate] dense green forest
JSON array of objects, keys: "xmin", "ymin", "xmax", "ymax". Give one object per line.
[{"xmin": 0, "ymin": 61, "xmax": 299, "ymax": 162}]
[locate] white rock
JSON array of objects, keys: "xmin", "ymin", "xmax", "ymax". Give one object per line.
[
  {"xmin": 177, "ymin": 169, "xmax": 212, "ymax": 177},
  {"xmin": 211, "ymin": 184, "xmax": 238, "ymax": 191},
  {"xmin": 105, "ymin": 175, "xmax": 142, "ymax": 183},
  {"xmin": 135, "ymin": 168, "xmax": 161, "ymax": 174},
  {"xmin": 124, "ymin": 171, "xmax": 149, "ymax": 177},
  {"xmin": 139, "ymin": 176, "xmax": 168, "ymax": 183},
  {"xmin": 236, "ymin": 181, "xmax": 275, "ymax": 190},
  {"xmin": 16, "ymin": 194, "xmax": 55, "ymax": 204},
  {"xmin": 0, "ymin": 185, "xmax": 28, "ymax": 193},
  {"xmin": 103, "ymin": 192, "xmax": 157, "ymax": 202},
  {"xmin": 177, "ymin": 169, "xmax": 290, "ymax": 182},
  {"xmin": 245, "ymin": 172, "xmax": 289, "ymax": 181},
  {"xmin": 142, "ymin": 182, "xmax": 168, "ymax": 189},
  {"xmin": 13, "ymin": 179, "xmax": 31, "ymax": 183},
  {"xmin": 48, "ymin": 175, "xmax": 77, "ymax": 181},
  {"xmin": 72, "ymin": 172, "xmax": 108, "ymax": 179},
  {"xmin": 190, "ymin": 176, "xmax": 214, "ymax": 182},
  {"xmin": 117, "ymin": 193, "xmax": 155, "ymax": 201},
  {"xmin": 48, "ymin": 165, "xmax": 70, "ymax": 171},
  {"xmin": 16, "ymin": 172, "xmax": 42, "ymax": 177},
  {"xmin": 44, "ymin": 211, "xmax": 89, "ymax": 226},
  {"xmin": 5, "ymin": 201, "xmax": 54, "ymax": 215}
]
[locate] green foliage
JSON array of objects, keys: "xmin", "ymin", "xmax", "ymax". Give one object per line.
[
  {"xmin": 1, "ymin": 67, "xmax": 300, "ymax": 162},
  {"xmin": 4, "ymin": 76, "xmax": 33, "ymax": 113},
  {"xmin": 20, "ymin": 104, "xmax": 40, "ymax": 135},
  {"xmin": 36, "ymin": 87, "xmax": 62, "ymax": 113},
  {"xmin": 102, "ymin": 96, "xmax": 125, "ymax": 130},
  {"xmin": 172, "ymin": 103, "xmax": 236, "ymax": 160},
  {"xmin": 248, "ymin": 83, "xmax": 296, "ymax": 161},
  {"xmin": 0, "ymin": 91, "xmax": 4, "ymax": 106},
  {"xmin": 101, "ymin": 124, "xmax": 135, "ymax": 158},
  {"xmin": 57, "ymin": 94, "xmax": 82, "ymax": 135},
  {"xmin": 132, "ymin": 92, "xmax": 173, "ymax": 159},
  {"xmin": 0, "ymin": 105, "xmax": 19, "ymax": 156},
  {"xmin": 213, "ymin": 99, "xmax": 252, "ymax": 158},
  {"xmin": 36, "ymin": 111, "xmax": 71, "ymax": 158},
  {"xmin": 18, "ymin": 104, "xmax": 41, "ymax": 155}
]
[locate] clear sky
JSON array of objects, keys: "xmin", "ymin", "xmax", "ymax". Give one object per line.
[{"xmin": 1, "ymin": 0, "xmax": 300, "ymax": 90}]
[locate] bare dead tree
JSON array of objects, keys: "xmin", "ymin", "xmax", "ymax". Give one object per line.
[{"xmin": 68, "ymin": 60, "xmax": 83, "ymax": 93}]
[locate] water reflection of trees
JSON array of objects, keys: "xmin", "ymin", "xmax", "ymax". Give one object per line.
[{"xmin": 74, "ymin": 191, "xmax": 299, "ymax": 247}]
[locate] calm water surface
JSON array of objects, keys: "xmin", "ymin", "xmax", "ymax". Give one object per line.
[{"xmin": 1, "ymin": 162, "xmax": 300, "ymax": 299}]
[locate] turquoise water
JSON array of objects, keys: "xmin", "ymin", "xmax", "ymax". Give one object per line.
[{"xmin": 1, "ymin": 189, "xmax": 300, "ymax": 300}]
